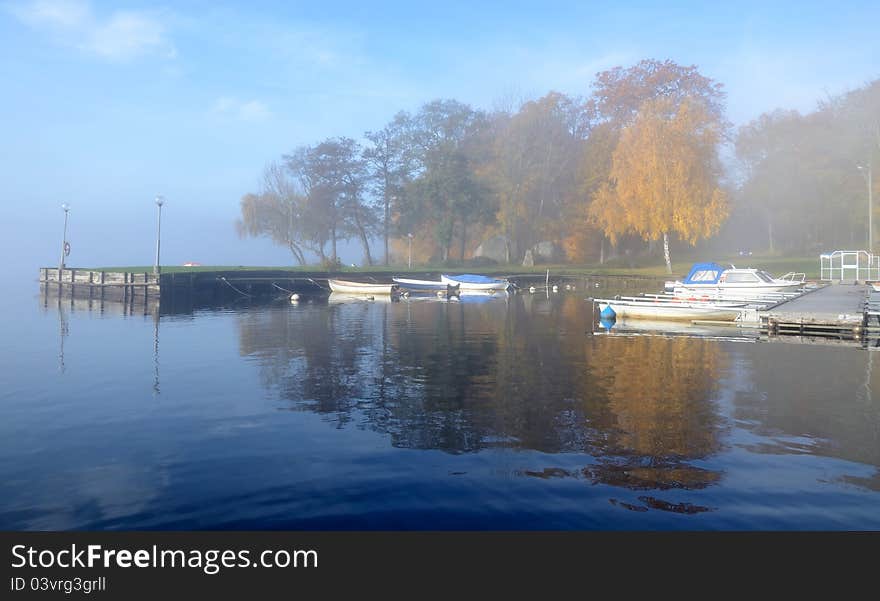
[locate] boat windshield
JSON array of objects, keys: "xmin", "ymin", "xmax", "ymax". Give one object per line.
[{"xmin": 756, "ymin": 270, "xmax": 776, "ymax": 283}]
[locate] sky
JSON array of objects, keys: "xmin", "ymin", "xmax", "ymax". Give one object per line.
[{"xmin": 1, "ymin": 0, "xmax": 878, "ymax": 274}]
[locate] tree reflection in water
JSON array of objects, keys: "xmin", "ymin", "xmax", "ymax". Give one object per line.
[{"xmin": 237, "ymin": 294, "xmax": 727, "ymax": 508}]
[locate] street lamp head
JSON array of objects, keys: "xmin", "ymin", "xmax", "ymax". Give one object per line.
[
  {"xmin": 155, "ymin": 195, "xmax": 165, "ymax": 207},
  {"xmin": 61, "ymin": 203, "xmax": 70, "ymax": 212},
  {"xmin": 407, "ymin": 232, "xmax": 413, "ymax": 239}
]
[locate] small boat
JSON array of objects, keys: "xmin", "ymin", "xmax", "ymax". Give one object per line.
[
  {"xmin": 441, "ymin": 273, "xmax": 511, "ymax": 291},
  {"xmin": 667, "ymin": 262, "xmax": 805, "ymax": 296},
  {"xmin": 393, "ymin": 277, "xmax": 445, "ymax": 290},
  {"xmin": 327, "ymin": 279, "xmax": 398, "ymax": 295},
  {"xmin": 392, "ymin": 277, "xmax": 460, "ymax": 292},
  {"xmin": 594, "ymin": 297, "xmax": 746, "ymax": 321}
]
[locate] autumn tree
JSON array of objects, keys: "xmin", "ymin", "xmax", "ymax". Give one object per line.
[
  {"xmin": 589, "ymin": 59, "xmax": 726, "ymax": 129},
  {"xmin": 576, "ymin": 59, "xmax": 728, "ymax": 262},
  {"xmin": 488, "ymin": 92, "xmax": 590, "ymax": 262},
  {"xmin": 590, "ymin": 97, "xmax": 729, "ymax": 273}
]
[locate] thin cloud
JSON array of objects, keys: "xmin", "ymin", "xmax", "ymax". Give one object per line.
[
  {"xmin": 8, "ymin": 0, "xmax": 175, "ymax": 61},
  {"xmin": 212, "ymin": 97, "xmax": 271, "ymax": 122},
  {"xmin": 10, "ymin": 0, "xmax": 89, "ymax": 28}
]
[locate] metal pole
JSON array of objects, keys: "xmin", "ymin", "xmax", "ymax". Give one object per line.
[
  {"xmin": 154, "ymin": 195, "xmax": 164, "ymax": 276},
  {"xmin": 59, "ymin": 204, "xmax": 69, "ymax": 274},
  {"xmin": 869, "ymin": 165, "xmax": 873, "ymax": 255},
  {"xmin": 407, "ymin": 233, "xmax": 413, "ymax": 269}
]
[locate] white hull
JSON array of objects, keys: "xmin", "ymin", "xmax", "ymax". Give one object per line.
[
  {"xmin": 393, "ymin": 277, "xmax": 449, "ymax": 290},
  {"xmin": 440, "ymin": 274, "xmax": 510, "ymax": 291},
  {"xmin": 674, "ymin": 282, "xmax": 801, "ymax": 295},
  {"xmin": 598, "ymin": 301, "xmax": 743, "ymax": 321},
  {"xmin": 327, "ymin": 279, "xmax": 397, "ymax": 294}
]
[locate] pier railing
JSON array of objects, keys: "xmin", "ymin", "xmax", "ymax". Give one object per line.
[{"xmin": 819, "ymin": 250, "xmax": 880, "ymax": 282}]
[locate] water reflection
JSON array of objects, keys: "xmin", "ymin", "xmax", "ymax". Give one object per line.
[
  {"xmin": 15, "ymin": 287, "xmax": 880, "ymax": 529},
  {"xmin": 728, "ymin": 342, "xmax": 880, "ymax": 491},
  {"xmin": 237, "ymin": 294, "xmax": 728, "ymax": 501}
]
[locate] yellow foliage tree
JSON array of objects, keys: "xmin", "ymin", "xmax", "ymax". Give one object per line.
[{"xmin": 590, "ymin": 97, "xmax": 729, "ymax": 273}]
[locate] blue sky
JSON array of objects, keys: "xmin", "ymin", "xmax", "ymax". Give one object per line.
[{"xmin": 1, "ymin": 0, "xmax": 878, "ymax": 273}]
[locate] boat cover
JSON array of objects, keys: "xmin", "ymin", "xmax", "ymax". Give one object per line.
[
  {"xmin": 682, "ymin": 262, "xmax": 727, "ymax": 285},
  {"xmin": 442, "ymin": 273, "xmax": 506, "ymax": 283}
]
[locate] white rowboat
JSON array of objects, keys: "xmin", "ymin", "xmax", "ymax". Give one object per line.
[{"xmin": 327, "ymin": 279, "xmax": 397, "ymax": 295}]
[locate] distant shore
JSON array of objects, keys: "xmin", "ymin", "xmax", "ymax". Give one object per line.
[{"xmin": 82, "ymin": 255, "xmax": 819, "ymax": 279}]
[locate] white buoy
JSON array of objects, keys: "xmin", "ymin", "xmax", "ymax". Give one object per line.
[
  {"xmin": 552, "ymin": 285, "xmax": 558, "ymax": 292},
  {"xmin": 565, "ymin": 284, "xmax": 571, "ymax": 291},
  {"xmin": 290, "ymin": 293, "xmax": 300, "ymax": 303},
  {"xmin": 529, "ymin": 286, "xmax": 536, "ymax": 293}
]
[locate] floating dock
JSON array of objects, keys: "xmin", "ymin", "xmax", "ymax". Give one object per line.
[{"xmin": 758, "ymin": 283, "xmax": 868, "ymax": 338}]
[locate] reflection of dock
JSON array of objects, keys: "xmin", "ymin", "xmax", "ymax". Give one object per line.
[
  {"xmin": 41, "ymin": 279, "xmax": 159, "ymax": 316},
  {"xmin": 758, "ymin": 283, "xmax": 868, "ymax": 338}
]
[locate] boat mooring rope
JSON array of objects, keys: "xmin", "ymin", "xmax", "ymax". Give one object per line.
[
  {"xmin": 308, "ymin": 277, "xmax": 331, "ymax": 292},
  {"xmin": 271, "ymin": 282, "xmax": 296, "ymax": 294},
  {"xmin": 218, "ymin": 276, "xmax": 253, "ymax": 297}
]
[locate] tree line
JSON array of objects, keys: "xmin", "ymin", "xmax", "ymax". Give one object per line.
[{"xmin": 237, "ymin": 59, "xmax": 879, "ymax": 270}]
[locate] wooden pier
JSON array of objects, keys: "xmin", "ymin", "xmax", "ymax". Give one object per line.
[
  {"xmin": 40, "ymin": 267, "xmax": 160, "ymax": 301},
  {"xmin": 759, "ymin": 283, "xmax": 868, "ymax": 338},
  {"xmin": 40, "ymin": 267, "xmax": 660, "ymax": 306}
]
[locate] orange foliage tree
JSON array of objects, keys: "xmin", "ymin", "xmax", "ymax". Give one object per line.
[{"xmin": 590, "ymin": 97, "xmax": 729, "ymax": 273}]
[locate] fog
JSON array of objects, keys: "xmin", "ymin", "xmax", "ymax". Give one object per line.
[{"xmin": 2, "ymin": 1, "xmax": 878, "ymax": 274}]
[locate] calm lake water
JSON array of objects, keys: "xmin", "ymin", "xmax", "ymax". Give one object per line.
[{"xmin": 2, "ymin": 282, "xmax": 879, "ymax": 530}]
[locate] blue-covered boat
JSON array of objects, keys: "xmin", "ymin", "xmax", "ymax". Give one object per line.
[{"xmin": 666, "ymin": 262, "xmax": 805, "ymax": 296}]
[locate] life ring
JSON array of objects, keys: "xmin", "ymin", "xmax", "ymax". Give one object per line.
[{"xmin": 64, "ymin": 242, "xmax": 71, "ymax": 256}]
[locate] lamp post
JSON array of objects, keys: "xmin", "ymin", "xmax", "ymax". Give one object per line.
[
  {"xmin": 407, "ymin": 232, "xmax": 413, "ymax": 269},
  {"xmin": 59, "ymin": 203, "xmax": 70, "ymax": 275},
  {"xmin": 858, "ymin": 164, "xmax": 873, "ymax": 254},
  {"xmin": 154, "ymin": 195, "xmax": 164, "ymax": 276}
]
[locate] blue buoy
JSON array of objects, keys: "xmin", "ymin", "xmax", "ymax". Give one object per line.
[
  {"xmin": 599, "ymin": 318, "xmax": 616, "ymax": 331},
  {"xmin": 599, "ymin": 305, "xmax": 616, "ymax": 320}
]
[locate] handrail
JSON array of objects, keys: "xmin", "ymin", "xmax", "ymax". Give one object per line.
[{"xmin": 819, "ymin": 250, "xmax": 880, "ymax": 281}]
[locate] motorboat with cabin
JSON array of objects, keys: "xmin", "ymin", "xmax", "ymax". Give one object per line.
[{"xmin": 666, "ymin": 262, "xmax": 805, "ymax": 297}]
